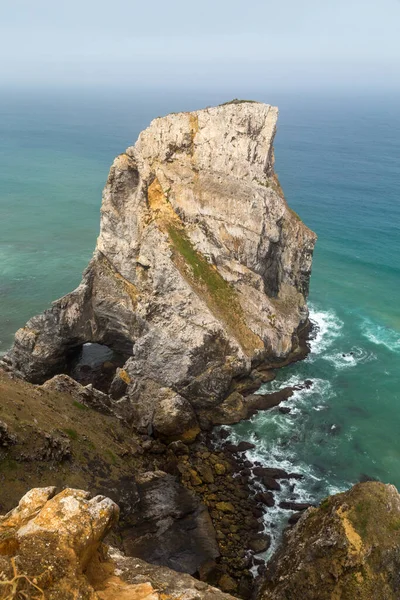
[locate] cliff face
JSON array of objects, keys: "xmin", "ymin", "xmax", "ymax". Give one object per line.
[
  {"xmin": 0, "ymin": 487, "xmax": 235, "ymax": 600},
  {"xmin": 261, "ymin": 482, "xmax": 400, "ymax": 600},
  {"xmin": 2, "ymin": 101, "xmax": 316, "ymax": 438}
]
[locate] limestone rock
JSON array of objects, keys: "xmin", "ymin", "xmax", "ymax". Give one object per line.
[
  {"xmin": 0, "ymin": 487, "xmax": 119, "ymax": 598},
  {"xmin": 152, "ymin": 388, "xmax": 200, "ymax": 442},
  {"xmin": 261, "ymin": 482, "xmax": 400, "ymax": 600},
  {"xmin": 96, "ymin": 549, "xmax": 237, "ymax": 600},
  {"xmin": 3, "ymin": 101, "xmax": 316, "ymax": 438},
  {"xmin": 0, "ymin": 487, "xmax": 236, "ymax": 600}
]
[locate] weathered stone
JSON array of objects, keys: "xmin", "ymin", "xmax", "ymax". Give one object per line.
[
  {"xmin": 0, "ymin": 487, "xmax": 118, "ymax": 598},
  {"xmin": 121, "ymin": 471, "xmax": 219, "ymax": 575},
  {"xmin": 262, "ymin": 482, "xmax": 400, "ymax": 600},
  {"xmin": 218, "ymin": 573, "xmax": 238, "ymax": 593},
  {"xmin": 168, "ymin": 440, "xmax": 189, "ymax": 455},
  {"xmin": 152, "ymin": 389, "xmax": 200, "ymax": 442},
  {"xmin": 214, "ymin": 463, "xmax": 227, "ymax": 476},
  {"xmin": 0, "ymin": 420, "xmax": 17, "ymax": 447},
  {"xmin": 0, "ymin": 487, "xmax": 237, "ymax": 600},
  {"xmin": 3, "ymin": 102, "xmax": 316, "ymax": 438},
  {"xmin": 216, "ymin": 502, "xmax": 235, "ymax": 513},
  {"xmin": 248, "ymin": 535, "xmax": 271, "ymax": 553}
]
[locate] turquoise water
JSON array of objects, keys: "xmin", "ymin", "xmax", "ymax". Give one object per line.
[{"xmin": 1, "ymin": 88, "xmax": 399, "ymax": 546}]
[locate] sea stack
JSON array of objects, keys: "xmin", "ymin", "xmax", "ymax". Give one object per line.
[{"xmin": 2, "ymin": 101, "xmax": 316, "ymax": 440}]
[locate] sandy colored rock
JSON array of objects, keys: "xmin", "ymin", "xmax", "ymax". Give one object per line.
[{"xmin": 0, "ymin": 487, "xmax": 237, "ymax": 600}]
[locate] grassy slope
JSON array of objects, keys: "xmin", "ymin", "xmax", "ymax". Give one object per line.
[{"xmin": 0, "ymin": 370, "xmax": 152, "ymax": 514}]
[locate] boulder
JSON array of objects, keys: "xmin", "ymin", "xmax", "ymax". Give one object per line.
[{"xmin": 152, "ymin": 389, "xmax": 200, "ymax": 442}]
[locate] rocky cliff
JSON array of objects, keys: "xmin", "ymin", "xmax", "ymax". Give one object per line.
[
  {"xmin": 261, "ymin": 482, "xmax": 400, "ymax": 600},
  {"xmin": 2, "ymin": 482, "xmax": 400, "ymax": 600},
  {"xmin": 2, "ymin": 100, "xmax": 316, "ymax": 440},
  {"xmin": 0, "ymin": 486, "xmax": 235, "ymax": 600}
]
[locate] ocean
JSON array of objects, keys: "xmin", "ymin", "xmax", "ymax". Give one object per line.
[{"xmin": 1, "ymin": 87, "xmax": 399, "ymax": 552}]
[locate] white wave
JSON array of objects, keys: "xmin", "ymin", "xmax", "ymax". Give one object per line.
[
  {"xmin": 324, "ymin": 346, "xmax": 377, "ymax": 369},
  {"xmin": 361, "ymin": 319, "xmax": 400, "ymax": 353},
  {"xmin": 308, "ymin": 305, "xmax": 343, "ymax": 357}
]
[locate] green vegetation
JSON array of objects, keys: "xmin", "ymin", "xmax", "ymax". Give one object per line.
[
  {"xmin": 319, "ymin": 497, "xmax": 331, "ymax": 511},
  {"xmin": 105, "ymin": 449, "xmax": 117, "ymax": 465},
  {"xmin": 72, "ymin": 400, "xmax": 88, "ymax": 411},
  {"xmin": 0, "ymin": 457, "xmax": 18, "ymax": 472},
  {"xmin": 288, "ymin": 207, "xmax": 302, "ymax": 222},
  {"xmin": 167, "ymin": 224, "xmax": 262, "ymax": 355},
  {"xmin": 63, "ymin": 428, "xmax": 78, "ymax": 441},
  {"xmin": 220, "ymin": 99, "xmax": 258, "ymax": 106}
]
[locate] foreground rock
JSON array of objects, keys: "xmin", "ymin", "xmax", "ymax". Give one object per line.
[
  {"xmin": 121, "ymin": 471, "xmax": 219, "ymax": 575},
  {"xmin": 2, "ymin": 101, "xmax": 316, "ymax": 439},
  {"xmin": 0, "ymin": 487, "xmax": 236, "ymax": 600},
  {"xmin": 262, "ymin": 482, "xmax": 400, "ymax": 600}
]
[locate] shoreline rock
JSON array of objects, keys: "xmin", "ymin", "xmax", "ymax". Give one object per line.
[{"xmin": 1, "ymin": 101, "xmax": 316, "ymax": 443}]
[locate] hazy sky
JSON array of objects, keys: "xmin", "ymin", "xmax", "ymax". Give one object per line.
[{"xmin": 1, "ymin": 0, "xmax": 400, "ymax": 90}]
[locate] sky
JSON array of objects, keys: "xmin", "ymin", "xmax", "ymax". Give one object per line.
[{"xmin": 1, "ymin": 0, "xmax": 400, "ymax": 90}]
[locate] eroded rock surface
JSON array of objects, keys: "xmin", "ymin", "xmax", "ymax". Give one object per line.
[
  {"xmin": 261, "ymin": 482, "xmax": 400, "ymax": 600},
  {"xmin": 0, "ymin": 487, "xmax": 236, "ymax": 600},
  {"xmin": 2, "ymin": 101, "xmax": 316, "ymax": 439},
  {"xmin": 121, "ymin": 471, "xmax": 219, "ymax": 575}
]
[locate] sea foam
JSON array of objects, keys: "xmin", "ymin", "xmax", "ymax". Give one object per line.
[{"xmin": 361, "ymin": 319, "xmax": 400, "ymax": 353}]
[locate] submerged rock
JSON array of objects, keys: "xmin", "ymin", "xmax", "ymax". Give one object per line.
[
  {"xmin": 262, "ymin": 482, "xmax": 400, "ymax": 600},
  {"xmin": 3, "ymin": 101, "xmax": 316, "ymax": 439}
]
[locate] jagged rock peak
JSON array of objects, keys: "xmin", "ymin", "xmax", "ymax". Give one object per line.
[{"xmin": 3, "ymin": 101, "xmax": 316, "ymax": 439}]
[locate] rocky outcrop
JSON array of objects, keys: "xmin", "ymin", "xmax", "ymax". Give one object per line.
[
  {"xmin": 261, "ymin": 482, "xmax": 400, "ymax": 600},
  {"xmin": 2, "ymin": 101, "xmax": 316, "ymax": 439},
  {"xmin": 0, "ymin": 487, "xmax": 236, "ymax": 600},
  {"xmin": 121, "ymin": 470, "xmax": 219, "ymax": 575}
]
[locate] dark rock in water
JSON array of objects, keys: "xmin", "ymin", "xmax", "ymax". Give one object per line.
[
  {"xmin": 359, "ymin": 473, "xmax": 380, "ymax": 483},
  {"xmin": 253, "ymin": 466, "xmax": 299, "ymax": 480},
  {"xmin": 237, "ymin": 441, "xmax": 256, "ymax": 452},
  {"xmin": 245, "ymin": 387, "xmax": 295, "ymax": 413},
  {"xmin": 255, "ymin": 491, "xmax": 275, "ymax": 507},
  {"xmin": 279, "ymin": 501, "xmax": 314, "ymax": 511},
  {"xmin": 288, "ymin": 511, "xmax": 303, "ymax": 525},
  {"xmin": 262, "ymin": 476, "xmax": 281, "ymax": 491},
  {"xmin": 122, "ymin": 471, "xmax": 219, "ymax": 575},
  {"xmin": 328, "ymin": 423, "xmax": 341, "ymax": 436},
  {"xmin": 219, "ymin": 427, "xmax": 230, "ymax": 440},
  {"xmin": 248, "ymin": 534, "xmax": 271, "ymax": 553},
  {"xmin": 288, "ymin": 472, "xmax": 304, "ymax": 480},
  {"xmin": 304, "ymin": 379, "xmax": 313, "ymax": 388},
  {"xmin": 224, "ymin": 443, "xmax": 239, "ymax": 453},
  {"xmin": 279, "ymin": 406, "xmax": 291, "ymax": 414}
]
